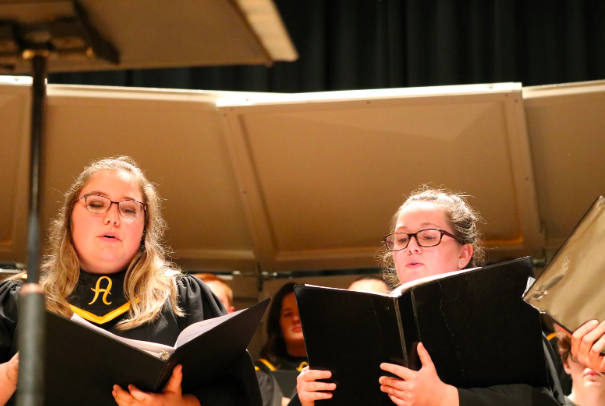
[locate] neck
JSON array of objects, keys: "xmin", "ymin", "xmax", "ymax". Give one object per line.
[
  {"xmin": 80, "ymin": 267, "xmax": 127, "ymax": 276},
  {"xmin": 569, "ymin": 386, "xmax": 605, "ymax": 406},
  {"xmin": 286, "ymin": 342, "xmax": 307, "ymax": 358}
]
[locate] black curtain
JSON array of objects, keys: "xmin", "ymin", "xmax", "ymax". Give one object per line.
[{"xmin": 49, "ymin": 0, "xmax": 605, "ymax": 92}]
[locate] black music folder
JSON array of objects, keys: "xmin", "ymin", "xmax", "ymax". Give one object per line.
[
  {"xmin": 43, "ymin": 298, "xmax": 270, "ymax": 406},
  {"xmin": 295, "ymin": 258, "xmax": 549, "ymax": 405}
]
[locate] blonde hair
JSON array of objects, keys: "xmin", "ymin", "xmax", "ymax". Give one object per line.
[
  {"xmin": 37, "ymin": 156, "xmax": 183, "ymax": 329},
  {"xmin": 379, "ymin": 185, "xmax": 485, "ymax": 288}
]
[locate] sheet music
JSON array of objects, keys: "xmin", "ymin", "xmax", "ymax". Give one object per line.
[{"xmin": 71, "ymin": 313, "xmax": 175, "ymax": 358}]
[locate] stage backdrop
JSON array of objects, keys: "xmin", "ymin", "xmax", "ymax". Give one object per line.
[{"xmin": 48, "ymin": 0, "xmax": 605, "ymax": 92}]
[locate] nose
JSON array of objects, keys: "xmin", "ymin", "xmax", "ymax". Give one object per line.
[
  {"xmin": 103, "ymin": 202, "xmax": 121, "ymax": 226},
  {"xmin": 406, "ymin": 235, "xmax": 422, "ymax": 253}
]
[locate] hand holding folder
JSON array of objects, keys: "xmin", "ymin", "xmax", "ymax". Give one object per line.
[
  {"xmin": 524, "ymin": 196, "xmax": 605, "ymax": 373},
  {"xmin": 378, "ymin": 342, "xmax": 458, "ymax": 406},
  {"xmin": 295, "ymin": 258, "xmax": 547, "ymax": 405},
  {"xmin": 44, "ymin": 298, "xmax": 270, "ymax": 406}
]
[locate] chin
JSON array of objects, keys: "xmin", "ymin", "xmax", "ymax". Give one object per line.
[
  {"xmin": 398, "ymin": 269, "xmax": 425, "ymax": 284},
  {"xmin": 288, "ymin": 334, "xmax": 305, "ymax": 344},
  {"xmin": 400, "ymin": 275, "xmax": 420, "ymax": 284}
]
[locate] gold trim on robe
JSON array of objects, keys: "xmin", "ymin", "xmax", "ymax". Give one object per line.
[
  {"xmin": 257, "ymin": 358, "xmax": 276, "ymax": 371},
  {"xmin": 69, "ymin": 302, "xmax": 131, "ymax": 325}
]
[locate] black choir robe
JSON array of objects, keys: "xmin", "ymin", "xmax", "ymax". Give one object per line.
[{"xmin": 0, "ymin": 270, "xmax": 261, "ymax": 405}]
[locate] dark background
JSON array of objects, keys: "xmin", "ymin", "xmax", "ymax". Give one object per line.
[{"xmin": 49, "ymin": 0, "xmax": 605, "ymax": 93}]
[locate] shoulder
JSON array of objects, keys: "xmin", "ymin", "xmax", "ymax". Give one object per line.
[
  {"xmin": 255, "ymin": 355, "xmax": 308, "ymax": 372},
  {"xmin": 173, "ymin": 274, "xmax": 226, "ymax": 320},
  {"xmin": 0, "ymin": 278, "xmax": 23, "ymax": 291},
  {"xmin": 0, "ymin": 279, "xmax": 24, "ymax": 340},
  {"xmin": 255, "ymin": 358, "xmax": 277, "ymax": 373},
  {"xmin": 174, "ymin": 273, "xmax": 215, "ymax": 298},
  {"xmin": 0, "ymin": 278, "xmax": 23, "ymax": 306},
  {"xmin": 160, "ymin": 269, "xmax": 214, "ymax": 299}
]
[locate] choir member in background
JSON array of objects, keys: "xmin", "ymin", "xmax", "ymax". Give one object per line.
[
  {"xmin": 192, "ymin": 273, "xmax": 286, "ymax": 406},
  {"xmin": 348, "ymin": 274, "xmax": 390, "ymax": 294},
  {"xmin": 257, "ymin": 283, "xmax": 308, "ymax": 405},
  {"xmin": 556, "ymin": 331, "xmax": 605, "ymax": 406}
]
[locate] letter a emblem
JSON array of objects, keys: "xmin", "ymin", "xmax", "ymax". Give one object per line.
[{"xmin": 89, "ymin": 276, "xmax": 113, "ymax": 305}]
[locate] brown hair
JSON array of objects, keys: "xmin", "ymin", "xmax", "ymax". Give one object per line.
[
  {"xmin": 193, "ymin": 273, "xmax": 233, "ymax": 307},
  {"xmin": 556, "ymin": 331, "xmax": 572, "ymax": 365},
  {"xmin": 260, "ymin": 282, "xmax": 299, "ymax": 367},
  {"xmin": 34, "ymin": 156, "xmax": 182, "ymax": 329},
  {"xmin": 379, "ymin": 185, "xmax": 485, "ymax": 287}
]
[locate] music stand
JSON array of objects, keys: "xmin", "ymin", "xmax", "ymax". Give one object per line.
[{"xmin": 0, "ymin": 1, "xmax": 296, "ymax": 405}]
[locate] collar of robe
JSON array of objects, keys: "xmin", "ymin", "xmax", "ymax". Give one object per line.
[{"xmin": 68, "ymin": 269, "xmax": 131, "ymax": 325}]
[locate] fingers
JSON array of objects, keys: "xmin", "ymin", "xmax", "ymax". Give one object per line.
[
  {"xmin": 379, "ymin": 376, "xmax": 413, "ymax": 406},
  {"xmin": 297, "ymin": 368, "xmax": 335, "ymax": 405},
  {"xmin": 387, "ymin": 393, "xmax": 406, "ymax": 406},
  {"xmin": 586, "ymin": 323, "xmax": 605, "ymax": 372},
  {"xmin": 379, "ymin": 376, "xmax": 406, "ymax": 390},
  {"xmin": 112, "ymin": 366, "xmax": 184, "ymax": 406},
  {"xmin": 416, "ymin": 342, "xmax": 434, "ymax": 368},
  {"xmin": 574, "ymin": 320, "xmax": 605, "ymax": 370},
  {"xmin": 571, "ymin": 320, "xmax": 599, "ymax": 357},
  {"xmin": 128, "ymin": 385, "xmax": 152, "ymax": 402},
  {"xmin": 380, "ymin": 363, "xmax": 415, "ymax": 381},
  {"xmin": 380, "ymin": 348, "xmax": 453, "ymax": 406},
  {"xmin": 113, "ymin": 384, "xmax": 153, "ymax": 406},
  {"xmin": 298, "ymin": 368, "xmax": 333, "ymax": 385},
  {"xmin": 113, "ymin": 385, "xmax": 135, "ymax": 406},
  {"xmin": 555, "ymin": 324, "xmax": 571, "ymax": 336},
  {"xmin": 6, "ymin": 352, "xmax": 19, "ymax": 385},
  {"xmin": 298, "ymin": 371, "xmax": 336, "ymax": 392},
  {"xmin": 299, "ymin": 390, "xmax": 333, "ymax": 404},
  {"xmin": 379, "ymin": 380, "xmax": 407, "ymax": 402},
  {"xmin": 600, "ymin": 355, "xmax": 605, "ymax": 373},
  {"xmin": 163, "ymin": 365, "xmax": 183, "ymax": 395},
  {"xmin": 592, "ymin": 330, "xmax": 605, "ymax": 352}
]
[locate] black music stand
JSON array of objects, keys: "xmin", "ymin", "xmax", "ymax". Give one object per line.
[{"xmin": 0, "ymin": 1, "xmax": 296, "ymax": 405}]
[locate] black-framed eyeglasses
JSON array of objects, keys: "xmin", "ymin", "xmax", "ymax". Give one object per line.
[
  {"xmin": 77, "ymin": 194, "xmax": 146, "ymax": 220},
  {"xmin": 383, "ymin": 228, "xmax": 460, "ymax": 251}
]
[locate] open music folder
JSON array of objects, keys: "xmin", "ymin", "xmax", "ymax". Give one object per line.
[
  {"xmin": 43, "ymin": 298, "xmax": 270, "ymax": 406},
  {"xmin": 295, "ymin": 258, "xmax": 549, "ymax": 405}
]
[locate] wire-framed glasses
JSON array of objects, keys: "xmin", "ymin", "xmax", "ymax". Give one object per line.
[
  {"xmin": 383, "ymin": 228, "xmax": 459, "ymax": 251},
  {"xmin": 77, "ymin": 194, "xmax": 146, "ymax": 220}
]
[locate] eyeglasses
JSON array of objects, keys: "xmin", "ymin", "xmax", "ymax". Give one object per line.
[
  {"xmin": 383, "ymin": 228, "xmax": 459, "ymax": 251},
  {"xmin": 77, "ymin": 194, "xmax": 146, "ymax": 220}
]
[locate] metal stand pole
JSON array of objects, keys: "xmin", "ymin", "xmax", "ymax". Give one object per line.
[{"xmin": 16, "ymin": 52, "xmax": 49, "ymax": 406}]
